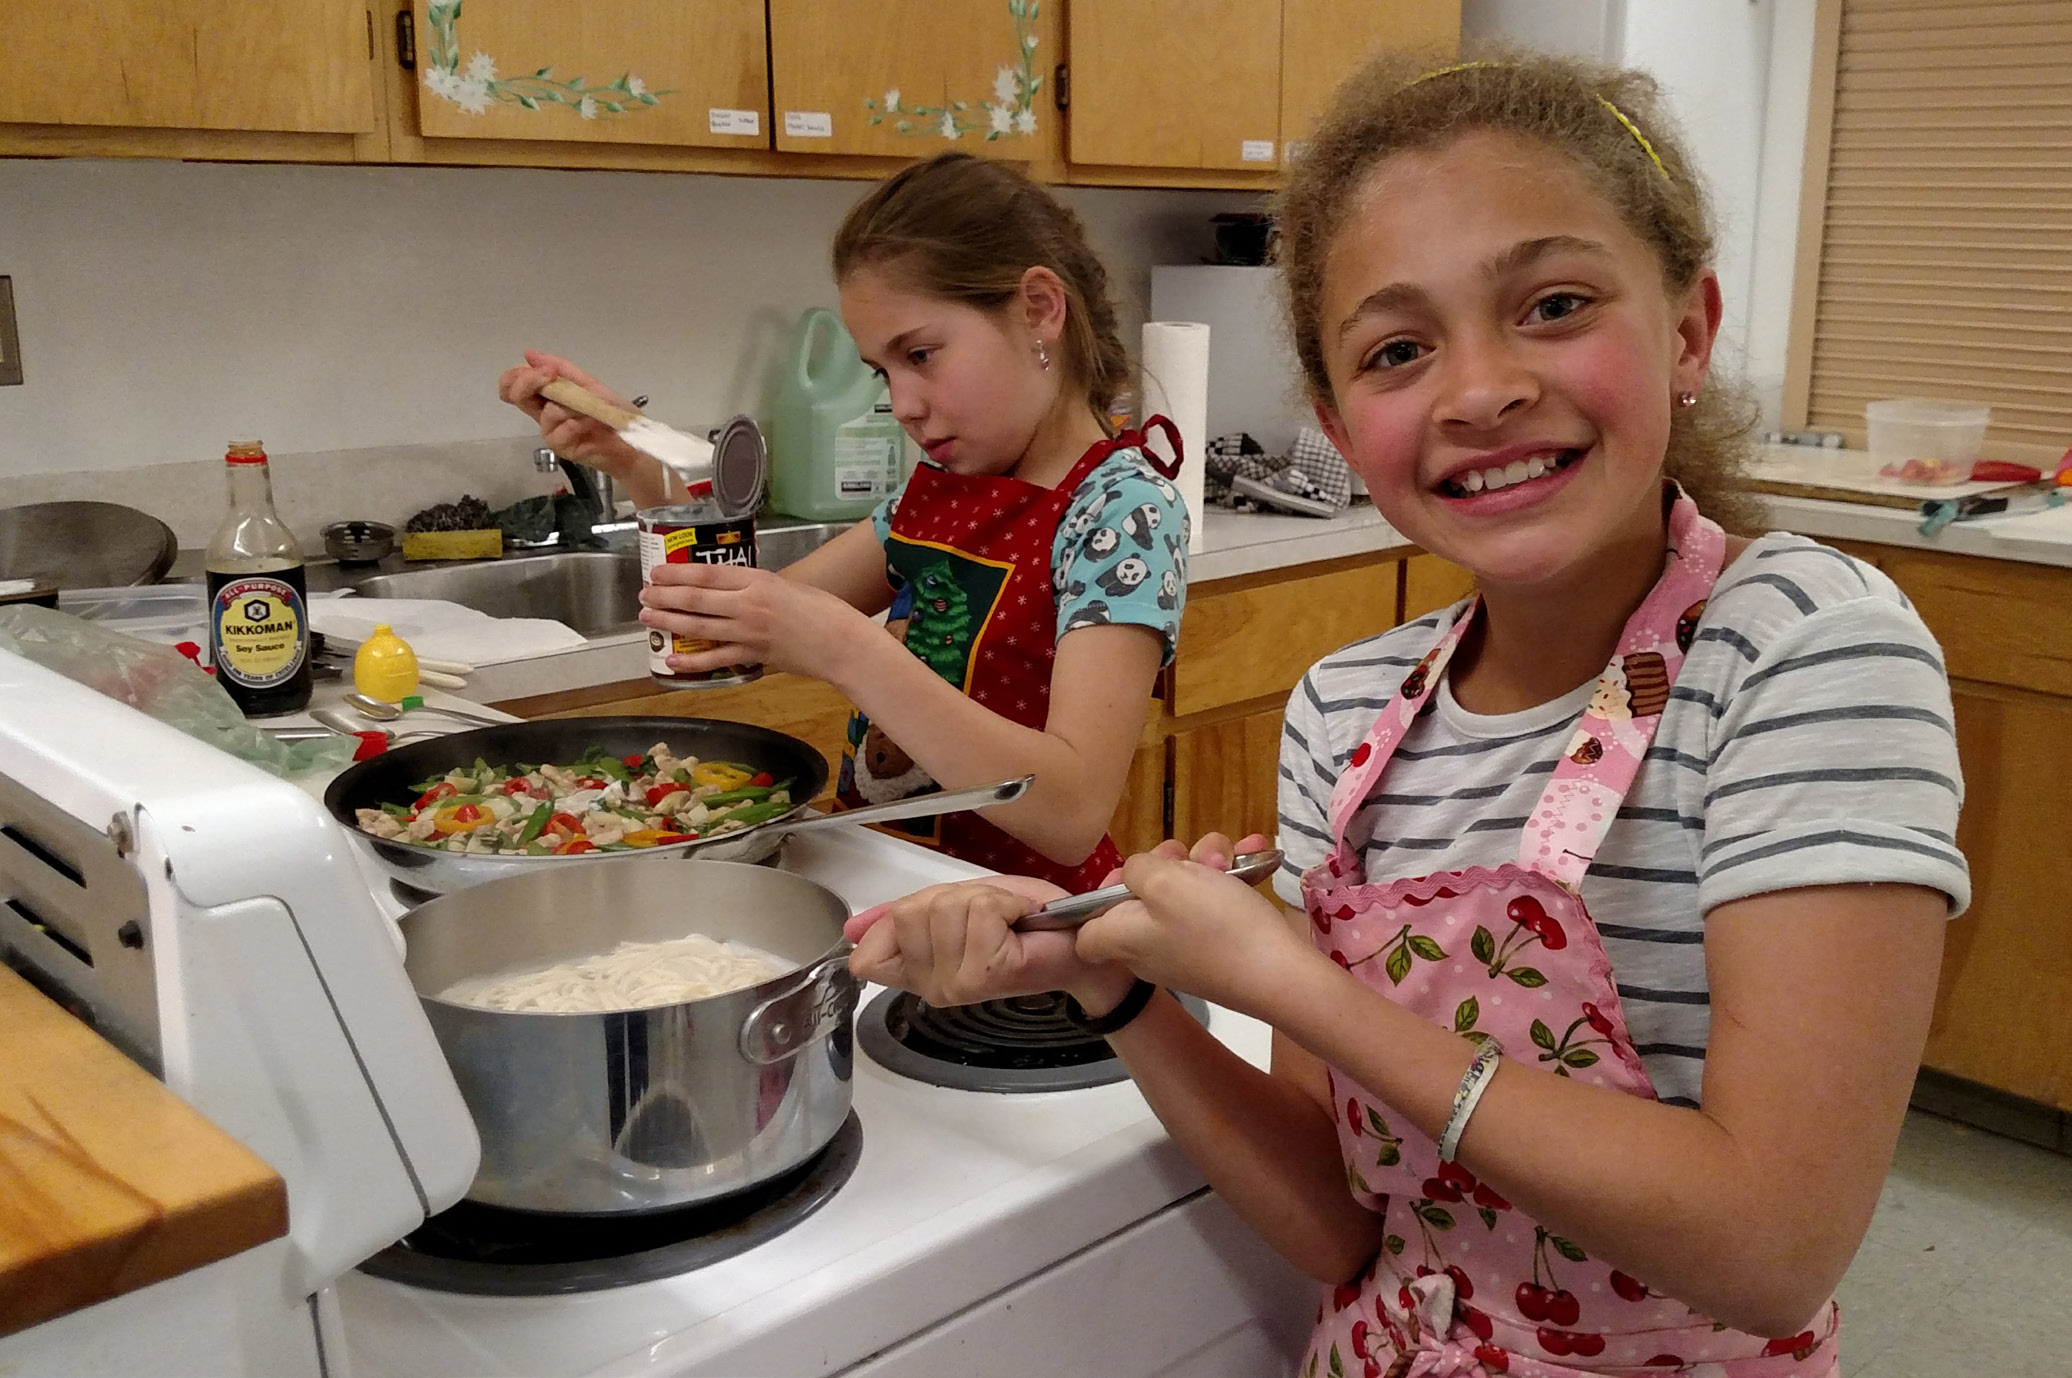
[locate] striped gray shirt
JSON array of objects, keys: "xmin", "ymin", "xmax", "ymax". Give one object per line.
[{"xmin": 1273, "ymin": 534, "xmax": 1969, "ymax": 1107}]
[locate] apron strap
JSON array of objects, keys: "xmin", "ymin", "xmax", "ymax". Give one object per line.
[
  {"xmin": 1125, "ymin": 415, "xmax": 1186, "ymax": 481},
  {"xmin": 1325, "ymin": 486, "xmax": 1728, "ymax": 891}
]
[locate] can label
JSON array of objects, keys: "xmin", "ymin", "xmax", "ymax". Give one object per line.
[{"xmin": 637, "ymin": 506, "xmax": 762, "ymax": 688}]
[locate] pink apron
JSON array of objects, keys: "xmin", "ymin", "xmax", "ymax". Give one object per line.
[{"xmin": 1297, "ymin": 492, "xmax": 1839, "ymax": 1378}]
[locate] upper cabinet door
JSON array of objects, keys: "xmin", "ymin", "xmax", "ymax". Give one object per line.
[
  {"xmin": 1067, "ymin": 0, "xmax": 1281, "ymax": 171},
  {"xmin": 0, "ymin": 0, "xmax": 375, "ymax": 133},
  {"xmin": 407, "ymin": 0, "xmax": 768, "ymax": 148},
  {"xmin": 768, "ymin": 1, "xmax": 1062, "ymax": 160},
  {"xmin": 1279, "ymin": 0, "xmax": 1459, "ymax": 159}
]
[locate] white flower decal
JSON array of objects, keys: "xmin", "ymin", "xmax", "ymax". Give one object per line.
[
  {"xmin": 863, "ymin": 2, "xmax": 1041, "ymax": 142},
  {"xmin": 419, "ymin": 1, "xmax": 670, "ymax": 119}
]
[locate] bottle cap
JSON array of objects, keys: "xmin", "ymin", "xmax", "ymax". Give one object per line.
[{"xmin": 226, "ymin": 440, "xmax": 268, "ymax": 465}]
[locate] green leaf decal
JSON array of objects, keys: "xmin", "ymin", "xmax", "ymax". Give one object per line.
[
  {"xmin": 1471, "ymin": 925, "xmax": 1496, "ymax": 964},
  {"xmin": 1507, "ymin": 966, "xmax": 1549, "ymax": 988},
  {"xmin": 1418, "ymin": 1203, "xmax": 1456, "ymax": 1230},
  {"xmin": 1407, "ymin": 934, "xmax": 1447, "ymax": 961},
  {"xmin": 1454, "ymin": 997, "xmax": 1480, "ymax": 1032},
  {"xmin": 1551, "ymin": 1235, "xmax": 1589, "ymax": 1263},
  {"xmin": 1366, "ymin": 1106, "xmax": 1392, "ymax": 1137},
  {"xmin": 1330, "ymin": 1342, "xmax": 1346, "ymax": 1377},
  {"xmin": 1376, "ymin": 1140, "xmax": 1401, "ymax": 1167},
  {"xmin": 1463, "ymin": 1030, "xmax": 1494, "ymax": 1050},
  {"xmin": 1530, "ymin": 1018, "xmax": 1557, "ymax": 1051},
  {"xmin": 1385, "ymin": 1233, "xmax": 1406, "ymax": 1255},
  {"xmin": 1349, "ymin": 1165, "xmax": 1372, "ymax": 1194},
  {"xmin": 1563, "ymin": 1048, "xmax": 1601, "ymax": 1068},
  {"xmin": 1478, "ymin": 1205, "xmax": 1499, "ymax": 1230},
  {"xmin": 1385, "ymin": 943, "xmax": 1413, "ymax": 985}
]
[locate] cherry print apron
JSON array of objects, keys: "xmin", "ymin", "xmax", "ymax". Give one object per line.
[
  {"xmin": 1297, "ymin": 491, "xmax": 1840, "ymax": 1378},
  {"xmin": 836, "ymin": 419, "xmax": 1183, "ymax": 893}
]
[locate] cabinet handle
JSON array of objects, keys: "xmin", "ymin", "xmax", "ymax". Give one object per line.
[
  {"xmin": 1054, "ymin": 63, "xmax": 1069, "ymax": 111},
  {"xmin": 395, "ymin": 9, "xmax": 417, "ymax": 71}
]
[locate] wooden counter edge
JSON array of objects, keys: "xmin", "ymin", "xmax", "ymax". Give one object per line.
[{"xmin": 0, "ymin": 964, "xmax": 288, "ymax": 1339}]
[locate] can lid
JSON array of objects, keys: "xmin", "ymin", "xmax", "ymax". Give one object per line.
[{"xmin": 711, "ymin": 416, "xmax": 769, "ymax": 518}]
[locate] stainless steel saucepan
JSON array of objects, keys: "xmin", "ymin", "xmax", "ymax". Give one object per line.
[{"xmin": 401, "ymin": 859, "xmax": 861, "ymax": 1214}]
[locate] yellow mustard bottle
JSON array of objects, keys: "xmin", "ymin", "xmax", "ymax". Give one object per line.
[{"xmin": 353, "ymin": 624, "xmax": 421, "ymax": 702}]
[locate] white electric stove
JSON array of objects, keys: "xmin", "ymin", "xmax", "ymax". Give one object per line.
[{"xmin": 0, "ymin": 651, "xmax": 1312, "ymax": 1378}]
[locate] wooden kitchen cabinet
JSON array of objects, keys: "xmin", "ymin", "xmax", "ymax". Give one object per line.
[
  {"xmin": 1066, "ymin": 0, "xmax": 1283, "ymax": 175},
  {"xmin": 1402, "ymin": 552, "xmax": 1475, "ymax": 622},
  {"xmin": 1171, "ymin": 705, "xmax": 1286, "ymax": 846},
  {"xmin": 1170, "ymin": 555, "xmax": 1401, "ymax": 716},
  {"xmin": 388, "ymin": 0, "xmax": 772, "ymax": 166},
  {"xmin": 768, "ymin": 0, "xmax": 1062, "ymax": 163},
  {"xmin": 0, "ymin": 0, "xmax": 386, "ymax": 161},
  {"xmin": 1063, "ymin": 0, "xmax": 1458, "ymax": 186}
]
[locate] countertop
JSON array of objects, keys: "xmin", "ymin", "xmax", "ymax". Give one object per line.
[
  {"xmin": 0, "ymin": 963, "xmax": 288, "ymax": 1337},
  {"xmin": 1758, "ymin": 492, "xmax": 2072, "ymax": 569}
]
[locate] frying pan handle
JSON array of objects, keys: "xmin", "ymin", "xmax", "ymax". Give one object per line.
[
  {"xmin": 778, "ymin": 775, "xmax": 1034, "ymax": 836},
  {"xmin": 740, "ymin": 953, "xmax": 858, "ymax": 1065}
]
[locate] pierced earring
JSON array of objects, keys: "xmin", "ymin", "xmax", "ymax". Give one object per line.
[
  {"xmin": 1676, "ymin": 390, "xmax": 1698, "ymax": 408},
  {"xmin": 1037, "ymin": 341, "xmax": 1052, "ymax": 372}
]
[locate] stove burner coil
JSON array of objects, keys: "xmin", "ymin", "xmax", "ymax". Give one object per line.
[
  {"xmin": 355, "ymin": 1112, "xmax": 863, "ymax": 1294},
  {"xmin": 857, "ymin": 989, "xmax": 1208, "ymax": 1093}
]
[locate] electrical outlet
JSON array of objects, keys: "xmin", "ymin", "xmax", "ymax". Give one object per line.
[{"xmin": 0, "ymin": 277, "xmax": 20, "ymax": 386}]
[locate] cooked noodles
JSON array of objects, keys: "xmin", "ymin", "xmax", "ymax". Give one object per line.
[{"xmin": 439, "ymin": 933, "xmax": 794, "ymax": 1013}]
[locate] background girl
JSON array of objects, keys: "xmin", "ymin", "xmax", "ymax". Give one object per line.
[
  {"xmin": 500, "ymin": 152, "xmax": 1188, "ymax": 890},
  {"xmin": 849, "ymin": 55, "xmax": 1966, "ymax": 1376}
]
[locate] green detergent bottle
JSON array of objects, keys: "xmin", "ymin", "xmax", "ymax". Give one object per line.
[{"xmin": 767, "ymin": 307, "xmax": 908, "ymax": 521}]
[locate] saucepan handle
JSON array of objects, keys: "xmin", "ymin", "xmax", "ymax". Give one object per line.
[
  {"xmin": 739, "ymin": 953, "xmax": 858, "ymax": 1065},
  {"xmin": 778, "ymin": 775, "xmax": 1034, "ymax": 835}
]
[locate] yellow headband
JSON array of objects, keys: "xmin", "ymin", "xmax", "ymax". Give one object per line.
[{"xmin": 1404, "ymin": 61, "xmax": 1671, "ymax": 182}]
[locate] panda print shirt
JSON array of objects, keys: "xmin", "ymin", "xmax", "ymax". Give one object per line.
[{"xmin": 872, "ymin": 446, "xmax": 1190, "ymax": 664}]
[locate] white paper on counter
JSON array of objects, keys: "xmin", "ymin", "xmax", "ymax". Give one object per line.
[
  {"xmin": 1983, "ymin": 504, "xmax": 2072, "ymax": 546},
  {"xmin": 1140, "ymin": 320, "xmax": 1211, "ymax": 553},
  {"xmin": 309, "ymin": 598, "xmax": 586, "ymax": 665}
]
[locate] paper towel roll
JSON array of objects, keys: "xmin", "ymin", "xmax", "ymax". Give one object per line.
[{"xmin": 1140, "ymin": 320, "xmax": 1211, "ymax": 553}]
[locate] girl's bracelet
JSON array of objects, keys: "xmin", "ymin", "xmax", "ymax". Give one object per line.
[
  {"xmin": 1063, "ymin": 978, "xmax": 1157, "ymax": 1036},
  {"xmin": 1438, "ymin": 1038, "xmax": 1504, "ymax": 1163}
]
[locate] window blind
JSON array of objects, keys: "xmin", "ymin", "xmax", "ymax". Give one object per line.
[{"xmin": 1787, "ymin": 0, "xmax": 2072, "ymax": 465}]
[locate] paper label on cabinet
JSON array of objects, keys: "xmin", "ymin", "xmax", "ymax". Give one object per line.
[
  {"xmin": 1240, "ymin": 139, "xmax": 1276, "ymax": 163},
  {"xmin": 708, "ymin": 108, "xmax": 762, "ymax": 136},
  {"xmin": 784, "ymin": 111, "xmax": 834, "ymax": 138},
  {"xmin": 1286, "ymin": 140, "xmax": 1309, "ymax": 162}
]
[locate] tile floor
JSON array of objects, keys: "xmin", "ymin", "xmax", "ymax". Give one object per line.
[{"xmin": 1836, "ymin": 1109, "xmax": 2072, "ymax": 1376}]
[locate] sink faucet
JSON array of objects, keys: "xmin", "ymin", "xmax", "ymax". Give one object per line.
[{"xmin": 533, "ymin": 447, "xmax": 616, "ymax": 548}]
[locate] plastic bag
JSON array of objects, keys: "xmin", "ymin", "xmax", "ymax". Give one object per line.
[{"xmin": 0, "ymin": 604, "xmax": 358, "ymax": 779}]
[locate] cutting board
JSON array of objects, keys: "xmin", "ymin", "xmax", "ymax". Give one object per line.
[
  {"xmin": 1983, "ymin": 504, "xmax": 2072, "ymax": 546},
  {"xmin": 0, "ymin": 965, "xmax": 286, "ymax": 1336},
  {"xmin": 1746, "ymin": 449, "xmax": 2027, "ymax": 510}
]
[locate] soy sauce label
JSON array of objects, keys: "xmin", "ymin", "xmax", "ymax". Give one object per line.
[{"xmin": 208, "ymin": 573, "xmax": 308, "ymax": 688}]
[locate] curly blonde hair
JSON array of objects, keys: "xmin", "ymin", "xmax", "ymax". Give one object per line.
[{"xmin": 1273, "ymin": 51, "xmax": 1759, "ymax": 531}]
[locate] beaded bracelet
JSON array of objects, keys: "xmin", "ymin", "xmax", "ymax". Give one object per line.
[{"xmin": 1437, "ymin": 1038, "xmax": 1504, "ymax": 1163}]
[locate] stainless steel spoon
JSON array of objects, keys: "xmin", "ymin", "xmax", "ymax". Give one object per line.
[
  {"xmin": 344, "ymin": 691, "xmax": 506, "ymax": 730},
  {"xmin": 1013, "ymin": 848, "xmax": 1285, "ymax": 932}
]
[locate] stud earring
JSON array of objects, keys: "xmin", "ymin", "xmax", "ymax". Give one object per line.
[
  {"xmin": 1037, "ymin": 340, "xmax": 1052, "ymax": 372},
  {"xmin": 1676, "ymin": 390, "xmax": 1698, "ymax": 408}
]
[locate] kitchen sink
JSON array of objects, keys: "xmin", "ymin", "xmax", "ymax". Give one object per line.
[{"xmin": 345, "ymin": 517, "xmax": 851, "ymax": 637}]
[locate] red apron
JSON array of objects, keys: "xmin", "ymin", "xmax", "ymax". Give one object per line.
[
  {"xmin": 1297, "ymin": 491, "xmax": 1840, "ymax": 1377},
  {"xmin": 836, "ymin": 421, "xmax": 1182, "ymax": 893}
]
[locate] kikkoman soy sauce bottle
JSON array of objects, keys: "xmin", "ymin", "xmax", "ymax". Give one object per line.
[{"xmin": 205, "ymin": 440, "xmax": 312, "ymax": 716}]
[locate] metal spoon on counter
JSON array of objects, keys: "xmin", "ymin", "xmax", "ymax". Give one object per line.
[
  {"xmin": 1012, "ymin": 849, "xmax": 1285, "ymax": 931},
  {"xmin": 343, "ymin": 692, "xmax": 507, "ymax": 730}
]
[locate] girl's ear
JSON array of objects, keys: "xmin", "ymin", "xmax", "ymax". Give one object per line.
[
  {"xmin": 1017, "ymin": 265, "xmax": 1071, "ymax": 348},
  {"xmin": 1313, "ymin": 393, "xmax": 1354, "ymax": 461},
  {"xmin": 1672, "ymin": 268, "xmax": 1723, "ymax": 400}
]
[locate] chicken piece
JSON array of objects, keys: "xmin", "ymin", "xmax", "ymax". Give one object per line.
[
  {"xmin": 355, "ymin": 808, "xmax": 407, "ymax": 840},
  {"xmin": 407, "ymin": 813, "xmax": 441, "ymax": 841},
  {"xmin": 649, "ymin": 742, "xmax": 682, "ymax": 776}
]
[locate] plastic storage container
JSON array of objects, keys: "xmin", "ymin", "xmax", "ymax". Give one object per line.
[
  {"xmin": 1865, "ymin": 399, "xmax": 1991, "ymax": 484},
  {"xmin": 767, "ymin": 308, "xmax": 907, "ymax": 521}
]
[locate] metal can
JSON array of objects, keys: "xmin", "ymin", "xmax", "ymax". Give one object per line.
[{"xmin": 638, "ymin": 500, "xmax": 762, "ymax": 689}]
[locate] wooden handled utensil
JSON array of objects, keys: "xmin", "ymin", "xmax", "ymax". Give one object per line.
[
  {"xmin": 539, "ymin": 378, "xmax": 644, "ymax": 431},
  {"xmin": 538, "ymin": 378, "xmax": 716, "ymax": 484}
]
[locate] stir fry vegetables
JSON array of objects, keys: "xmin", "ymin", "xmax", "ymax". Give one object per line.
[{"xmin": 353, "ymin": 742, "xmax": 792, "ymax": 855}]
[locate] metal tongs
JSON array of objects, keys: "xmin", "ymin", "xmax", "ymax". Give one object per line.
[{"xmin": 1013, "ymin": 849, "xmax": 1284, "ymax": 931}]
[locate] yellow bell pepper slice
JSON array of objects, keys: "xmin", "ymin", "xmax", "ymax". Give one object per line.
[
  {"xmin": 433, "ymin": 803, "xmax": 495, "ymax": 836},
  {"xmin": 690, "ymin": 761, "xmax": 754, "ymax": 791}
]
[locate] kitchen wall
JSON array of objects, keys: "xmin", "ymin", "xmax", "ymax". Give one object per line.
[{"xmin": 0, "ymin": 159, "xmax": 1244, "ymax": 543}]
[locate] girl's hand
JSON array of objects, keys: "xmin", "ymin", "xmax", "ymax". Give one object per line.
[
  {"xmin": 641, "ymin": 563, "xmax": 876, "ymax": 680},
  {"xmin": 497, "ymin": 350, "xmax": 651, "ymax": 486},
  {"xmin": 847, "ymin": 875, "xmax": 1135, "ymax": 1012},
  {"xmin": 1074, "ymin": 832, "xmax": 1308, "ymax": 1013}
]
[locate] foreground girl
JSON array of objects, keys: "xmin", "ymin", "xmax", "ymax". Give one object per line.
[
  {"xmin": 850, "ymin": 56, "xmax": 1965, "ymax": 1376},
  {"xmin": 501, "ymin": 153, "xmax": 1187, "ymax": 890}
]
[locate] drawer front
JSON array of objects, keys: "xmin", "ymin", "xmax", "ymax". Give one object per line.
[
  {"xmin": 1838, "ymin": 543, "xmax": 2072, "ymax": 698},
  {"xmin": 1172, "ymin": 562, "xmax": 1401, "ymax": 716}
]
